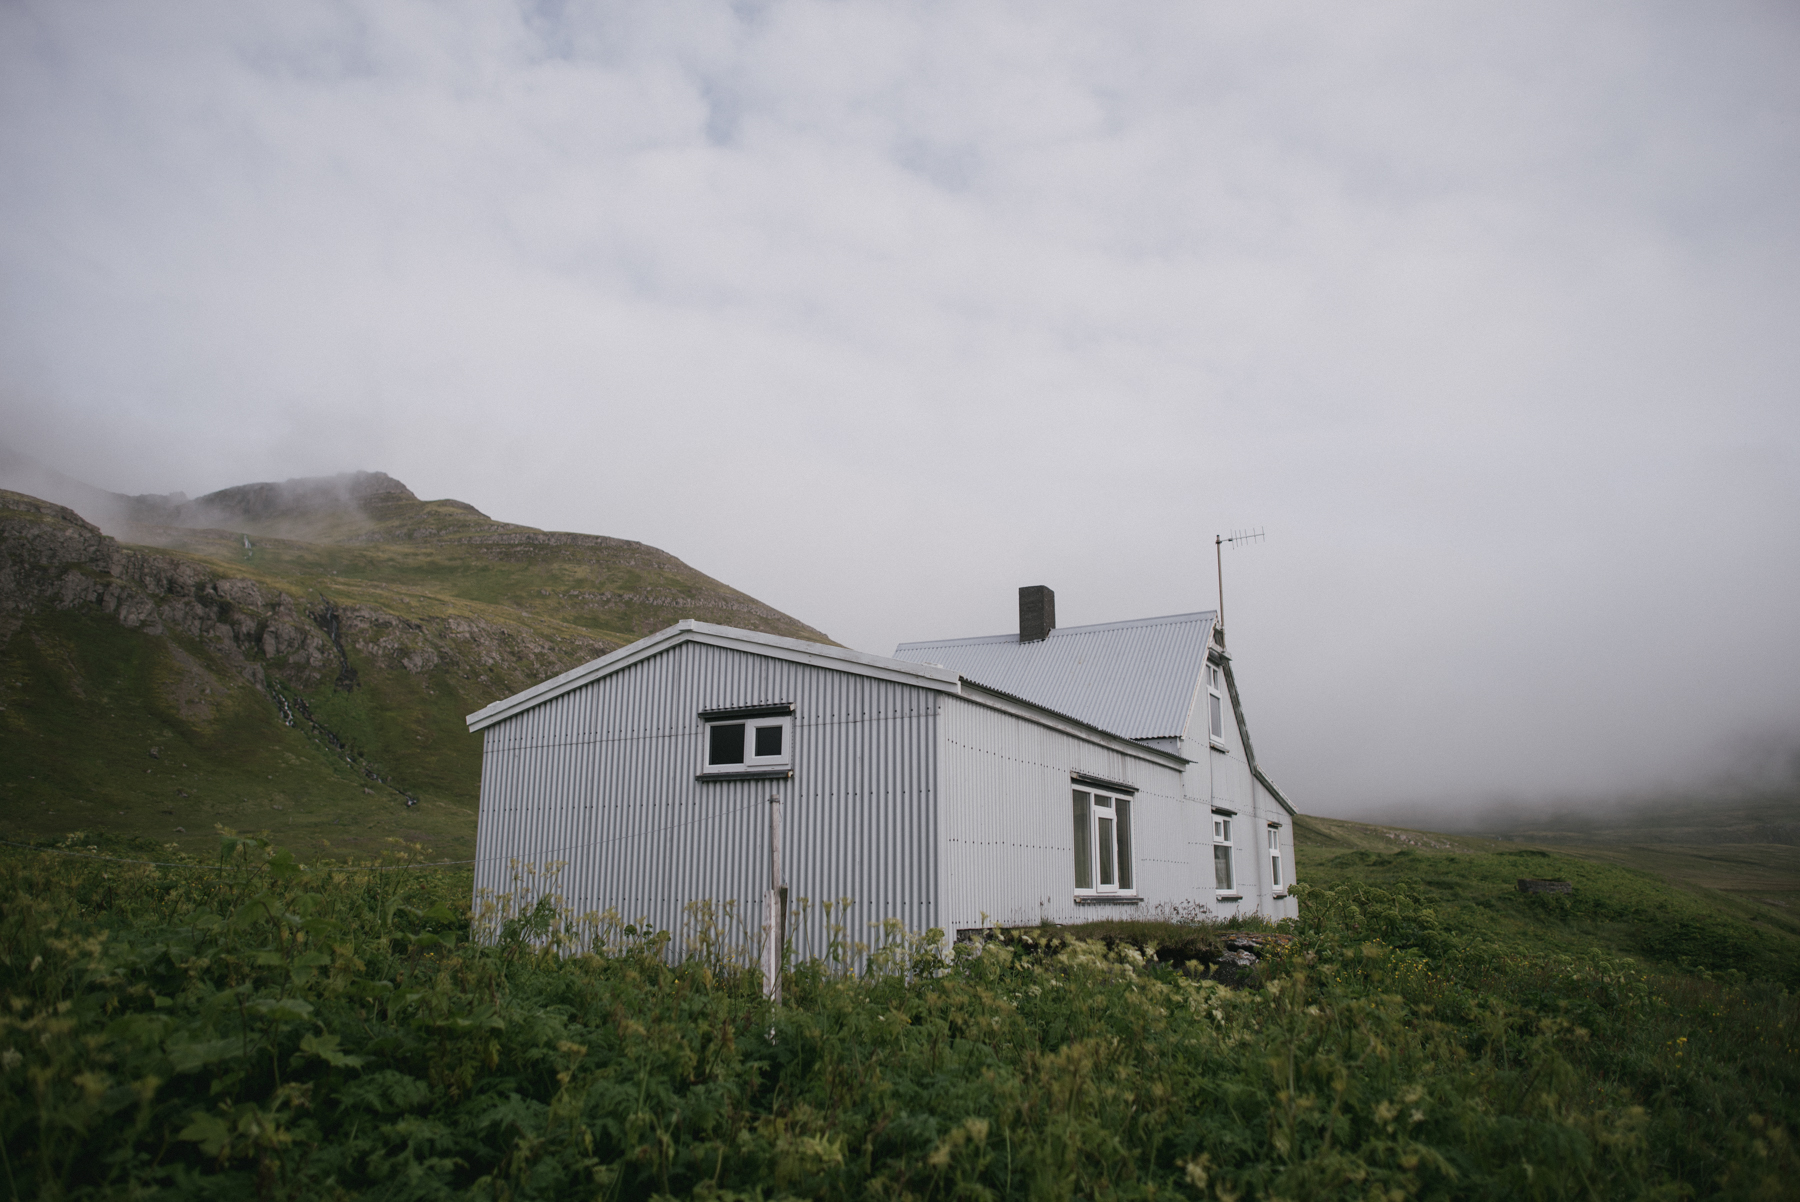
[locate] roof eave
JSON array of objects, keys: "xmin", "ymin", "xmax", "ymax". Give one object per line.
[{"xmin": 1253, "ymin": 765, "xmax": 1298, "ymax": 817}]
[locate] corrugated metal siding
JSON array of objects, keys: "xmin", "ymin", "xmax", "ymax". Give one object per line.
[
  {"xmin": 937, "ymin": 695, "xmax": 1202, "ymax": 930},
  {"xmin": 894, "ymin": 611, "xmax": 1213, "ymax": 740},
  {"xmin": 473, "ymin": 640, "xmax": 938, "ymax": 963}
]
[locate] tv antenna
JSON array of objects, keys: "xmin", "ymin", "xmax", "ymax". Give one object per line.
[{"xmin": 1214, "ymin": 527, "xmax": 1264, "ymax": 632}]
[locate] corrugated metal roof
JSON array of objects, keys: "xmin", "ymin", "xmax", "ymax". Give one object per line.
[{"xmin": 893, "ymin": 610, "xmax": 1216, "ymax": 740}]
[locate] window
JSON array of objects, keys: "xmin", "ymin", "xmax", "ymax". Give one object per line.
[
  {"xmin": 1268, "ymin": 824, "xmax": 1284, "ymax": 890},
  {"xmin": 698, "ymin": 705, "xmax": 793, "ymax": 776},
  {"xmin": 1212, "ymin": 811, "xmax": 1235, "ymax": 892},
  {"xmin": 1072, "ymin": 788, "xmax": 1134, "ymax": 894},
  {"xmin": 1207, "ymin": 665, "xmax": 1226, "ymax": 743}
]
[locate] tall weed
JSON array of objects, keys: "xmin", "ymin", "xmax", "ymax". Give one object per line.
[{"xmin": 1, "ymin": 843, "xmax": 1795, "ymax": 1199}]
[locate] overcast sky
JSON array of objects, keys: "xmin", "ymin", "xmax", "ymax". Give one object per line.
[{"xmin": 3, "ymin": 1, "xmax": 1797, "ymax": 817}]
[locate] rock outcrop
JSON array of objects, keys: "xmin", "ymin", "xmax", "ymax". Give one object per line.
[{"xmin": 0, "ymin": 489, "xmax": 628, "ymax": 710}]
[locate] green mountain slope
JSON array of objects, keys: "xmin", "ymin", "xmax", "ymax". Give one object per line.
[
  {"xmin": 0, "ymin": 476, "xmax": 831, "ymax": 861},
  {"xmin": 1294, "ymin": 811, "xmax": 1800, "ymax": 984}
]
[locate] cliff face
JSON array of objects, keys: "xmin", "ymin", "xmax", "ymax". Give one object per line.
[
  {"xmin": 0, "ymin": 475, "xmax": 830, "ymax": 859},
  {"xmin": 0, "ymin": 490, "xmax": 620, "ymax": 701}
]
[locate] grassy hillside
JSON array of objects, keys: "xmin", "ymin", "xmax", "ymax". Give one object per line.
[
  {"xmin": 131, "ymin": 486, "xmax": 830, "ymax": 645},
  {"xmin": 1, "ymin": 604, "xmax": 484, "ymax": 860},
  {"xmin": 1293, "ymin": 812, "xmax": 1800, "ymax": 984},
  {"xmin": 1483, "ymin": 790, "xmax": 1800, "ymax": 847},
  {"xmin": 0, "ymin": 476, "xmax": 832, "ymax": 861}
]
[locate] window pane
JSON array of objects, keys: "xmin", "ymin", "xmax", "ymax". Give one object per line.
[
  {"xmin": 709, "ymin": 723, "xmax": 746, "ymax": 765},
  {"xmin": 753, "ymin": 724, "xmax": 784, "ymax": 757},
  {"xmin": 1097, "ymin": 817, "xmax": 1115, "ymax": 887},
  {"xmin": 1116, "ymin": 798, "xmax": 1132, "ymax": 890},
  {"xmin": 1209, "ymin": 693, "xmax": 1223, "ymax": 738},
  {"xmin": 1214, "ymin": 845, "xmax": 1234, "ymax": 891},
  {"xmin": 1072, "ymin": 792, "xmax": 1092, "ymax": 890},
  {"xmin": 1271, "ymin": 854, "xmax": 1282, "ymax": 888}
]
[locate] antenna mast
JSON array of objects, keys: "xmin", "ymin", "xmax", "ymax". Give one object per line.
[{"xmin": 1214, "ymin": 527, "xmax": 1265, "ymax": 632}]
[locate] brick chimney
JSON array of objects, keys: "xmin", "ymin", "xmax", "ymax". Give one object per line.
[{"xmin": 1019, "ymin": 585, "xmax": 1056, "ymax": 642}]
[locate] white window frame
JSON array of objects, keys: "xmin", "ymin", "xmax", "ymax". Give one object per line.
[
  {"xmin": 1212, "ymin": 808, "xmax": 1237, "ymax": 895},
  {"xmin": 1268, "ymin": 823, "xmax": 1284, "ymax": 892},
  {"xmin": 698, "ymin": 708, "xmax": 794, "ymax": 777},
  {"xmin": 1072, "ymin": 787, "xmax": 1135, "ymax": 897},
  {"xmin": 1206, "ymin": 664, "xmax": 1227, "ymax": 746}
]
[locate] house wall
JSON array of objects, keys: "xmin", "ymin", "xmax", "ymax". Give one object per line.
[
  {"xmin": 473, "ymin": 640, "xmax": 941, "ymax": 961},
  {"xmin": 937, "ymin": 694, "xmax": 1195, "ymax": 930},
  {"xmin": 1175, "ymin": 647, "xmax": 1291, "ymax": 919},
  {"xmin": 1255, "ymin": 776, "xmax": 1299, "ymax": 921}
]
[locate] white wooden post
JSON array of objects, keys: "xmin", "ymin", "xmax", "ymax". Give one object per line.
[{"xmin": 762, "ymin": 789, "xmax": 784, "ymax": 1003}]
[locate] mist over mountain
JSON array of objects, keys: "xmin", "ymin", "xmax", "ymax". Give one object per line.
[{"xmin": 3, "ymin": 446, "xmax": 455, "ymax": 541}]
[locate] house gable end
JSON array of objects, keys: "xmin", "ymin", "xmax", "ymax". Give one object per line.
[{"xmin": 468, "ymin": 620, "xmax": 961, "ymax": 733}]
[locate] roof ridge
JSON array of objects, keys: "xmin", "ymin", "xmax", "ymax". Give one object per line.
[{"xmin": 896, "ymin": 609, "xmax": 1214, "ymax": 651}]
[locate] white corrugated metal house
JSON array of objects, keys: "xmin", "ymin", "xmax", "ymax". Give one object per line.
[{"xmin": 465, "ymin": 585, "xmax": 1296, "ymax": 958}]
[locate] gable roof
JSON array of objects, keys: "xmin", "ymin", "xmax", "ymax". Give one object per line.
[
  {"xmin": 892, "ymin": 610, "xmax": 1216, "ymax": 741},
  {"xmin": 463, "ymin": 620, "xmax": 1188, "ymax": 770}
]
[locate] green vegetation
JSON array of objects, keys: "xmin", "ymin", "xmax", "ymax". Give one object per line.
[
  {"xmin": 0, "ymin": 607, "xmax": 483, "ymax": 861},
  {"xmin": 1294, "ymin": 814, "xmax": 1800, "ymax": 985},
  {"xmin": 3, "ymin": 827, "xmax": 1796, "ymax": 1199},
  {"xmin": 1337, "ymin": 791, "xmax": 1800, "ymax": 913},
  {"xmin": 132, "ymin": 492, "xmax": 830, "ymax": 648}
]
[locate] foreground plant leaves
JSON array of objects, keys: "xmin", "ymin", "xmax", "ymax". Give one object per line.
[{"xmin": 0, "ymin": 840, "xmax": 1795, "ymax": 1200}]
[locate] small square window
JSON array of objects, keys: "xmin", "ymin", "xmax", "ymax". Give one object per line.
[{"xmin": 699, "ymin": 708, "xmax": 793, "ymax": 776}]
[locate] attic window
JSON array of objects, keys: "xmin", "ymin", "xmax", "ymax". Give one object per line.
[
  {"xmin": 1206, "ymin": 665, "xmax": 1226, "ymax": 743},
  {"xmin": 697, "ymin": 704, "xmax": 794, "ymax": 778}
]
